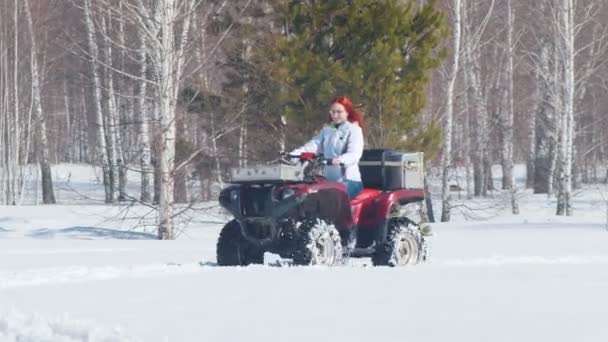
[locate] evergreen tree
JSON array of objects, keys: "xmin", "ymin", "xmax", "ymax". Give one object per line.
[
  {"xmin": 263, "ymin": 0, "xmax": 448, "ymax": 157},
  {"xmin": 218, "ymin": 2, "xmax": 287, "ymax": 162}
]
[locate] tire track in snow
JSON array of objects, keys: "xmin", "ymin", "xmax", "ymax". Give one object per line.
[
  {"xmin": 5, "ymin": 255, "xmax": 608, "ymax": 289},
  {"xmin": 0, "ymin": 263, "xmax": 202, "ymax": 289},
  {"xmin": 0, "ymin": 248, "xmax": 135, "ymax": 256},
  {"xmin": 436, "ymin": 255, "xmax": 608, "ymax": 267}
]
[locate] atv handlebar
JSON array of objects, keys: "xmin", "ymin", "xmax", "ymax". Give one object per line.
[{"xmin": 282, "ymin": 152, "xmax": 342, "ymax": 166}]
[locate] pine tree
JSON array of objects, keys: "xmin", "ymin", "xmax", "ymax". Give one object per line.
[{"xmin": 264, "ymin": 0, "xmax": 448, "ymax": 157}]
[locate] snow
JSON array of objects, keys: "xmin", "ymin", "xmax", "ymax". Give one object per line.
[
  {"xmin": 1, "ymin": 164, "xmax": 608, "ymax": 341},
  {"xmin": 0, "ymin": 310, "xmax": 136, "ymax": 342}
]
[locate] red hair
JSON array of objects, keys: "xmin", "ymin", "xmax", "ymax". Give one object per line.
[{"xmin": 329, "ymin": 96, "xmax": 364, "ymax": 128}]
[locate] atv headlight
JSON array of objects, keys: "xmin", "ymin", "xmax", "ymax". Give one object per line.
[{"xmin": 281, "ymin": 188, "xmax": 295, "ymax": 200}]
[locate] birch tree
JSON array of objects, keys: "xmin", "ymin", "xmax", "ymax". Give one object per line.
[
  {"xmin": 101, "ymin": 16, "xmax": 120, "ymax": 202},
  {"xmin": 504, "ymin": 0, "xmax": 519, "ymax": 214},
  {"xmin": 0, "ymin": 0, "xmax": 21, "ymax": 205},
  {"xmin": 120, "ymin": 0, "xmax": 196, "ymax": 239},
  {"xmin": 83, "ymin": 0, "xmax": 113, "ymax": 203},
  {"xmin": 136, "ymin": 33, "xmax": 153, "ymax": 203},
  {"xmin": 441, "ymin": 0, "xmax": 462, "ymax": 222},
  {"xmin": 501, "ymin": 0, "xmax": 515, "ymax": 192},
  {"xmin": 24, "ymin": 0, "xmax": 56, "ymax": 204},
  {"xmin": 525, "ymin": 0, "xmax": 558, "ymax": 195},
  {"xmin": 462, "ymin": 0, "xmax": 494, "ymax": 198},
  {"xmin": 10, "ymin": 0, "xmax": 20, "ymax": 205},
  {"xmin": 556, "ymin": 0, "xmax": 575, "ymax": 216}
]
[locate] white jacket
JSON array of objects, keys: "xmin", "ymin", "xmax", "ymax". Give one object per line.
[{"xmin": 291, "ymin": 121, "xmax": 364, "ymax": 182}]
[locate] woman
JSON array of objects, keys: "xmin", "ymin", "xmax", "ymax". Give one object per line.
[{"xmin": 290, "ymin": 96, "xmax": 364, "ymax": 198}]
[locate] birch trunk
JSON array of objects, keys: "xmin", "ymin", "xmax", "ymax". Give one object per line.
[
  {"xmin": 238, "ymin": 121, "xmax": 246, "ymax": 168},
  {"xmin": 461, "ymin": 2, "xmax": 472, "ymax": 200},
  {"xmin": 441, "ymin": 0, "xmax": 462, "ymax": 222},
  {"xmin": 466, "ymin": 46, "xmax": 487, "ymax": 197},
  {"xmin": 0, "ymin": 16, "xmax": 6, "ymax": 204},
  {"xmin": 116, "ymin": 6, "xmax": 128, "ymax": 201},
  {"xmin": 501, "ymin": 0, "xmax": 515, "ymax": 191},
  {"xmin": 137, "ymin": 35, "xmax": 153, "ymax": 203},
  {"xmin": 63, "ymin": 80, "xmax": 73, "ymax": 163},
  {"xmin": 10, "ymin": 0, "xmax": 20, "ymax": 204},
  {"xmin": 78, "ymin": 83, "xmax": 89, "ymax": 163},
  {"xmin": 24, "ymin": 0, "xmax": 55, "ymax": 204},
  {"xmin": 532, "ymin": 0, "xmax": 559, "ymax": 195},
  {"xmin": 156, "ymin": 0, "xmax": 177, "ymax": 239},
  {"xmin": 83, "ymin": 0, "xmax": 112, "ymax": 203},
  {"xmin": 463, "ymin": 0, "xmax": 488, "ymax": 196},
  {"xmin": 533, "ymin": 30, "xmax": 553, "ymax": 194},
  {"xmin": 424, "ymin": 171, "xmax": 435, "ymax": 223},
  {"xmin": 101, "ymin": 17, "xmax": 119, "ymax": 202},
  {"xmin": 548, "ymin": 29, "xmax": 562, "ymax": 197},
  {"xmin": 556, "ymin": 0, "xmax": 574, "ymax": 216},
  {"xmin": 505, "ymin": 0, "xmax": 518, "ymax": 214},
  {"xmin": 526, "ymin": 83, "xmax": 538, "ymax": 190},
  {"xmin": 211, "ymin": 113, "xmax": 224, "ymax": 189},
  {"xmin": 238, "ymin": 29, "xmax": 252, "ymax": 168},
  {"xmin": 0, "ymin": 3, "xmax": 19, "ymax": 205}
]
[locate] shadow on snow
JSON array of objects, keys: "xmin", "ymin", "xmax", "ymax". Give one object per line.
[{"xmin": 27, "ymin": 226, "xmax": 157, "ymax": 240}]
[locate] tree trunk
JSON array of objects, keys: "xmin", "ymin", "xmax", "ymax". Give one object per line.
[
  {"xmin": 501, "ymin": 0, "xmax": 515, "ymax": 192},
  {"xmin": 556, "ymin": 0, "xmax": 574, "ymax": 216},
  {"xmin": 441, "ymin": 0, "xmax": 462, "ymax": 222},
  {"xmin": 174, "ymin": 116, "xmax": 189, "ymax": 204},
  {"xmin": 116, "ymin": 1, "xmax": 129, "ymax": 201},
  {"xmin": 83, "ymin": 0, "xmax": 112, "ymax": 203},
  {"xmin": 211, "ymin": 113, "xmax": 224, "ymax": 189},
  {"xmin": 484, "ymin": 156, "xmax": 493, "ymax": 194},
  {"xmin": 424, "ymin": 172, "xmax": 435, "ymax": 223},
  {"xmin": 0, "ymin": 20, "xmax": 7, "ymax": 204},
  {"xmin": 63, "ymin": 79, "xmax": 73, "ymax": 163},
  {"xmin": 10, "ymin": 0, "xmax": 20, "ymax": 205},
  {"xmin": 156, "ymin": 0, "xmax": 178, "ymax": 240},
  {"xmin": 548, "ymin": 25, "xmax": 563, "ymax": 197},
  {"xmin": 24, "ymin": 0, "xmax": 55, "ymax": 204},
  {"xmin": 101, "ymin": 16, "xmax": 119, "ymax": 202},
  {"xmin": 505, "ymin": 0, "xmax": 518, "ymax": 214},
  {"xmin": 137, "ymin": 36, "xmax": 153, "ymax": 203},
  {"xmin": 533, "ymin": 2, "xmax": 554, "ymax": 194},
  {"xmin": 526, "ymin": 82, "xmax": 538, "ymax": 190},
  {"xmin": 173, "ymin": 167, "xmax": 189, "ymax": 204},
  {"xmin": 466, "ymin": 40, "xmax": 487, "ymax": 198}
]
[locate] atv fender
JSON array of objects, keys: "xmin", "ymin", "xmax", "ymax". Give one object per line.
[{"xmin": 361, "ymin": 189, "xmax": 424, "ymax": 245}]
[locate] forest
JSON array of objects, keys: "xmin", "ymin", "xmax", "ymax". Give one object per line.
[{"xmin": 0, "ymin": 0, "xmax": 606, "ymax": 238}]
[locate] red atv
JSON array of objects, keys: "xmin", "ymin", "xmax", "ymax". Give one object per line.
[{"xmin": 216, "ymin": 149, "xmax": 431, "ymax": 266}]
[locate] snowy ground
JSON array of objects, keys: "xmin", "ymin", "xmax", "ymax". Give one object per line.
[{"xmin": 1, "ymin": 164, "xmax": 608, "ymax": 341}]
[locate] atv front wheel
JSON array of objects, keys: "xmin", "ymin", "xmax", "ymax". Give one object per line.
[
  {"xmin": 292, "ymin": 219, "xmax": 343, "ymax": 266},
  {"xmin": 216, "ymin": 220, "xmax": 265, "ymax": 266},
  {"xmin": 372, "ymin": 218, "xmax": 425, "ymax": 266}
]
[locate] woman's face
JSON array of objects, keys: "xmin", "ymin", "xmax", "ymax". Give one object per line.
[{"xmin": 329, "ymin": 102, "xmax": 348, "ymax": 124}]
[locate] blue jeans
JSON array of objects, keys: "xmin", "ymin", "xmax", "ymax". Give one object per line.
[{"xmin": 344, "ymin": 180, "xmax": 363, "ymax": 198}]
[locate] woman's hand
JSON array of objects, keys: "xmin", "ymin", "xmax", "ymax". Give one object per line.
[{"xmin": 330, "ymin": 158, "xmax": 342, "ymax": 166}]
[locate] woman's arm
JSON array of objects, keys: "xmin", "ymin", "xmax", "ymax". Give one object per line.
[
  {"xmin": 290, "ymin": 129, "xmax": 324, "ymax": 155},
  {"xmin": 335, "ymin": 125, "xmax": 363, "ymax": 166}
]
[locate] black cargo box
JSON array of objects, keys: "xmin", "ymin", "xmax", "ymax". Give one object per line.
[{"xmin": 359, "ymin": 149, "xmax": 424, "ymax": 190}]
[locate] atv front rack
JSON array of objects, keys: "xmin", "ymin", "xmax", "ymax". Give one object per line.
[{"xmin": 230, "ymin": 164, "xmax": 304, "ymax": 183}]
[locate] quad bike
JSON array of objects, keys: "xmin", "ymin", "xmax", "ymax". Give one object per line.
[{"xmin": 216, "ymin": 149, "xmax": 432, "ymax": 267}]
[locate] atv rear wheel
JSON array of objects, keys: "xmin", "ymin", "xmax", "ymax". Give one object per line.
[
  {"xmin": 292, "ymin": 219, "xmax": 343, "ymax": 266},
  {"xmin": 372, "ymin": 218, "xmax": 425, "ymax": 266},
  {"xmin": 216, "ymin": 220, "xmax": 265, "ymax": 266}
]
